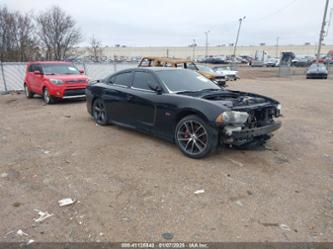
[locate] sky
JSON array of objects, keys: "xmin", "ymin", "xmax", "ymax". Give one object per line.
[{"xmin": 2, "ymin": 0, "xmax": 333, "ymax": 47}]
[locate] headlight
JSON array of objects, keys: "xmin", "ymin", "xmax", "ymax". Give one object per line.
[
  {"xmin": 277, "ymin": 104, "xmax": 282, "ymax": 111},
  {"xmin": 215, "ymin": 111, "xmax": 249, "ymax": 125},
  {"xmin": 50, "ymin": 79, "xmax": 64, "ymax": 85}
]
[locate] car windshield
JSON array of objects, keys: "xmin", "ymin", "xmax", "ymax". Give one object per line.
[
  {"xmin": 196, "ymin": 65, "xmax": 215, "ymax": 73},
  {"xmin": 42, "ymin": 64, "xmax": 80, "ymax": 75},
  {"xmin": 156, "ymin": 69, "xmax": 220, "ymax": 93},
  {"xmin": 309, "ymin": 63, "xmax": 326, "ymax": 69}
]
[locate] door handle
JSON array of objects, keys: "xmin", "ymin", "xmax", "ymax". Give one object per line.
[{"xmin": 126, "ymin": 95, "xmax": 133, "ymax": 101}]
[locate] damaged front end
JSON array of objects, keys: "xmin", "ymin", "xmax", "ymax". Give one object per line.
[{"xmin": 205, "ymin": 91, "xmax": 282, "ymax": 147}]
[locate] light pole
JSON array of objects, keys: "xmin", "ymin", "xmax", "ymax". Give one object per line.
[
  {"xmin": 275, "ymin": 37, "xmax": 280, "ymax": 58},
  {"xmin": 205, "ymin": 31, "xmax": 210, "ymax": 58},
  {"xmin": 316, "ymin": 0, "xmax": 329, "ymax": 63},
  {"xmin": 233, "ymin": 16, "xmax": 246, "ymax": 62},
  {"xmin": 192, "ymin": 39, "xmax": 197, "ymax": 60}
]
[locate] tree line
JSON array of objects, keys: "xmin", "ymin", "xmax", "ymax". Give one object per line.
[{"xmin": 0, "ymin": 5, "xmax": 82, "ymax": 62}]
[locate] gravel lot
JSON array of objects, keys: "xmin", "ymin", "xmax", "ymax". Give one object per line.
[{"xmin": 0, "ymin": 72, "xmax": 332, "ymax": 242}]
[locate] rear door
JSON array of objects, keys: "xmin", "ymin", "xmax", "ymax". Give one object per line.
[
  {"xmin": 26, "ymin": 64, "xmax": 37, "ymax": 92},
  {"xmin": 34, "ymin": 64, "xmax": 44, "ymax": 94},
  {"xmin": 103, "ymin": 71, "xmax": 133, "ymax": 124}
]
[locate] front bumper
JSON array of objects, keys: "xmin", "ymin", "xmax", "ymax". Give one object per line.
[
  {"xmin": 48, "ymin": 84, "xmax": 87, "ymax": 99},
  {"xmin": 221, "ymin": 121, "xmax": 282, "ymax": 145},
  {"xmin": 307, "ymin": 73, "xmax": 327, "ymax": 79}
]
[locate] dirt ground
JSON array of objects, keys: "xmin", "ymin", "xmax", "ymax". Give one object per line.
[{"xmin": 0, "ymin": 69, "xmax": 332, "ymax": 243}]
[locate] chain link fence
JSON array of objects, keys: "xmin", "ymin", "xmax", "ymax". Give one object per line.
[
  {"xmin": 0, "ymin": 62, "xmax": 137, "ymax": 92},
  {"xmin": 1, "ymin": 61, "xmax": 332, "ymax": 93}
]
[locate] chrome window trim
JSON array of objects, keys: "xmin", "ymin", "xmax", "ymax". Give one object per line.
[{"xmin": 131, "ymin": 86, "xmax": 156, "ymax": 93}]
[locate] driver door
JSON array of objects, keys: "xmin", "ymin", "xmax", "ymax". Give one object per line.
[{"xmin": 125, "ymin": 71, "xmax": 159, "ymax": 130}]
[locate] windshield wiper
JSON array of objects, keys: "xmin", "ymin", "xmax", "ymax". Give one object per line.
[
  {"xmin": 45, "ymin": 73, "xmax": 56, "ymax": 75},
  {"xmin": 200, "ymin": 88, "xmax": 221, "ymax": 92},
  {"xmin": 175, "ymin": 90, "xmax": 199, "ymax": 94}
]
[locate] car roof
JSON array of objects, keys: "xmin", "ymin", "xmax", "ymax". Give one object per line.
[
  {"xmin": 28, "ymin": 61, "xmax": 72, "ymax": 65},
  {"xmin": 310, "ymin": 63, "xmax": 325, "ymax": 67},
  {"xmin": 136, "ymin": 67, "xmax": 185, "ymax": 72},
  {"xmin": 141, "ymin": 56, "xmax": 194, "ymax": 64}
]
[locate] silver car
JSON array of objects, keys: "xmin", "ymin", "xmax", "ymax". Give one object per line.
[{"xmin": 306, "ymin": 63, "xmax": 328, "ymax": 79}]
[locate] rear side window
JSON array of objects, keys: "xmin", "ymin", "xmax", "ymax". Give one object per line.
[
  {"xmin": 132, "ymin": 72, "xmax": 157, "ymax": 90},
  {"xmin": 114, "ymin": 72, "xmax": 132, "ymax": 87},
  {"xmin": 28, "ymin": 64, "xmax": 36, "ymax": 72},
  {"xmin": 35, "ymin": 65, "xmax": 43, "ymax": 73}
]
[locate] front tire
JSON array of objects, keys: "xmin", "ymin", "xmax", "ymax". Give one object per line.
[
  {"xmin": 92, "ymin": 98, "xmax": 109, "ymax": 125},
  {"xmin": 43, "ymin": 88, "xmax": 55, "ymax": 104},
  {"xmin": 175, "ymin": 115, "xmax": 218, "ymax": 159},
  {"xmin": 24, "ymin": 84, "xmax": 34, "ymax": 98}
]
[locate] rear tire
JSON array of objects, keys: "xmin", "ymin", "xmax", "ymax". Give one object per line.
[
  {"xmin": 175, "ymin": 115, "xmax": 218, "ymax": 159},
  {"xmin": 24, "ymin": 84, "xmax": 34, "ymax": 98},
  {"xmin": 43, "ymin": 88, "xmax": 55, "ymax": 104},
  {"xmin": 92, "ymin": 98, "xmax": 109, "ymax": 125}
]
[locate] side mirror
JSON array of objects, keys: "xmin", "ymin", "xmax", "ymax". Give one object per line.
[
  {"xmin": 34, "ymin": 70, "xmax": 41, "ymax": 75},
  {"xmin": 79, "ymin": 69, "xmax": 84, "ymax": 74},
  {"xmin": 149, "ymin": 83, "xmax": 162, "ymax": 94}
]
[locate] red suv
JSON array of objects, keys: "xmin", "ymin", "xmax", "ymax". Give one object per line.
[{"xmin": 24, "ymin": 61, "xmax": 88, "ymax": 104}]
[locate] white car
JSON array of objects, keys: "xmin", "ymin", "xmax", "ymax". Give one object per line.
[
  {"xmin": 265, "ymin": 58, "xmax": 280, "ymax": 67},
  {"xmin": 213, "ymin": 66, "xmax": 239, "ymax": 81}
]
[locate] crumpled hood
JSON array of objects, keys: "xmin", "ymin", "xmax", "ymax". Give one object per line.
[{"xmin": 199, "ymin": 90, "xmax": 278, "ymax": 109}]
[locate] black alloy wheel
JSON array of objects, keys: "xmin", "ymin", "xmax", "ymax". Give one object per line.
[
  {"xmin": 175, "ymin": 115, "xmax": 218, "ymax": 159},
  {"xmin": 92, "ymin": 98, "xmax": 108, "ymax": 125}
]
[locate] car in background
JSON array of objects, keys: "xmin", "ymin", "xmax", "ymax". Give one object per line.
[
  {"xmin": 86, "ymin": 68, "xmax": 282, "ymax": 158},
  {"xmin": 291, "ymin": 57, "xmax": 313, "ymax": 67},
  {"xmin": 306, "ymin": 63, "xmax": 328, "ymax": 79},
  {"xmin": 138, "ymin": 57, "xmax": 226, "ymax": 86},
  {"xmin": 200, "ymin": 56, "xmax": 228, "ymax": 64},
  {"xmin": 264, "ymin": 58, "xmax": 280, "ymax": 67},
  {"xmin": 213, "ymin": 66, "xmax": 239, "ymax": 81},
  {"xmin": 194, "ymin": 64, "xmax": 226, "ymax": 86},
  {"xmin": 24, "ymin": 61, "xmax": 88, "ymax": 104},
  {"xmin": 280, "ymin": 52, "xmax": 296, "ymax": 66}
]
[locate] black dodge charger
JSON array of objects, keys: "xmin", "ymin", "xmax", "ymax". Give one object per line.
[{"xmin": 86, "ymin": 68, "xmax": 282, "ymax": 158}]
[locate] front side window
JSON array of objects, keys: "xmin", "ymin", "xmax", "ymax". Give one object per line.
[
  {"xmin": 132, "ymin": 72, "xmax": 156, "ymax": 90},
  {"xmin": 114, "ymin": 72, "xmax": 132, "ymax": 87},
  {"xmin": 41, "ymin": 64, "xmax": 80, "ymax": 75}
]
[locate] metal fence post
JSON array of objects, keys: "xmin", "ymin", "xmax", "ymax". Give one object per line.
[
  {"xmin": 113, "ymin": 55, "xmax": 117, "ymax": 73},
  {"xmin": 83, "ymin": 62, "xmax": 88, "ymax": 76},
  {"xmin": 0, "ymin": 61, "xmax": 8, "ymax": 93}
]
